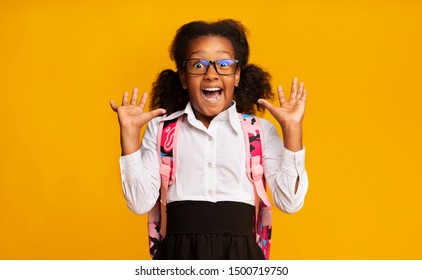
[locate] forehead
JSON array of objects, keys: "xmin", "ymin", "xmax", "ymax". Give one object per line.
[{"xmin": 186, "ymin": 35, "xmax": 235, "ymax": 58}]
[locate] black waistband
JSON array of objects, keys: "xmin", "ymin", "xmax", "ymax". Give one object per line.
[{"xmin": 166, "ymin": 201, "xmax": 255, "ymax": 236}]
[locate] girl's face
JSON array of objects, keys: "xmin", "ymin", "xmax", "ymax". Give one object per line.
[{"xmin": 179, "ymin": 35, "xmax": 240, "ymax": 127}]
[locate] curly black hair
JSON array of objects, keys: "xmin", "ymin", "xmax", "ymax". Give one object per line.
[{"xmin": 150, "ymin": 19, "xmax": 273, "ymax": 115}]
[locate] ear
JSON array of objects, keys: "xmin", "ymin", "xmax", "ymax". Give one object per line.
[
  {"xmin": 234, "ymin": 68, "xmax": 241, "ymax": 87},
  {"xmin": 179, "ymin": 70, "xmax": 188, "ymax": 90}
]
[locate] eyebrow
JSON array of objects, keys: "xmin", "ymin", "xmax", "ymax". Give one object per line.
[{"xmin": 188, "ymin": 50, "xmax": 232, "ymax": 57}]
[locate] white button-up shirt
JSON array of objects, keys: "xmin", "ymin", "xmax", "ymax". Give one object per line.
[{"xmin": 119, "ymin": 102, "xmax": 308, "ymax": 215}]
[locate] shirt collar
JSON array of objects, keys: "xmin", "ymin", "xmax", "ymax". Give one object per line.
[{"xmin": 212, "ymin": 101, "xmax": 242, "ymax": 133}]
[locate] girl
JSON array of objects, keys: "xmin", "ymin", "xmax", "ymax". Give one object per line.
[{"xmin": 110, "ymin": 19, "xmax": 308, "ymax": 260}]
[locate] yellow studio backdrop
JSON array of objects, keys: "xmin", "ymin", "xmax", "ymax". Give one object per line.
[{"xmin": 1, "ymin": 0, "xmax": 421, "ymax": 259}]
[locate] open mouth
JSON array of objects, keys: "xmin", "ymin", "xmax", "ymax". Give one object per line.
[{"xmin": 202, "ymin": 87, "xmax": 222, "ymax": 103}]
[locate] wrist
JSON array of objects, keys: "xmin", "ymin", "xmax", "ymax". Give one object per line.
[
  {"xmin": 121, "ymin": 139, "xmax": 141, "ymax": 156},
  {"xmin": 120, "ymin": 124, "xmax": 141, "ymax": 135},
  {"xmin": 281, "ymin": 122, "xmax": 302, "ymax": 133},
  {"xmin": 120, "ymin": 127, "xmax": 141, "ymax": 156},
  {"xmin": 281, "ymin": 124, "xmax": 303, "ymax": 152}
]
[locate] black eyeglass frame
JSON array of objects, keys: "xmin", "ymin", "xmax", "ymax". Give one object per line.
[{"xmin": 182, "ymin": 58, "xmax": 239, "ymax": 76}]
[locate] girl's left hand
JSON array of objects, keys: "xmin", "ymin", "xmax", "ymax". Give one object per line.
[{"xmin": 258, "ymin": 77, "xmax": 307, "ymax": 128}]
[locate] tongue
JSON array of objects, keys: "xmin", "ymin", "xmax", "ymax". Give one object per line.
[{"xmin": 203, "ymin": 90, "xmax": 221, "ymax": 100}]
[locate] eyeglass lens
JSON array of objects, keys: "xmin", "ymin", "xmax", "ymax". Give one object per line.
[{"xmin": 185, "ymin": 59, "xmax": 237, "ymax": 75}]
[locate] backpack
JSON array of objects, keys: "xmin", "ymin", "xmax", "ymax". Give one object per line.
[{"xmin": 147, "ymin": 113, "xmax": 273, "ymax": 259}]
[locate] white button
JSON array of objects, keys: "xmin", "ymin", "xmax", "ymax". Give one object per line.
[
  {"xmin": 208, "ymin": 162, "xmax": 213, "ymax": 168},
  {"xmin": 208, "ymin": 136, "xmax": 213, "ymax": 141},
  {"xmin": 208, "ymin": 190, "xmax": 214, "ymax": 195}
]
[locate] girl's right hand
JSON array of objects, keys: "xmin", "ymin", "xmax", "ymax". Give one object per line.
[
  {"xmin": 110, "ymin": 88, "xmax": 166, "ymax": 155},
  {"xmin": 110, "ymin": 88, "xmax": 166, "ymax": 130}
]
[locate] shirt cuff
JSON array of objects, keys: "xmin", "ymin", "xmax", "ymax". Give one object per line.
[
  {"xmin": 119, "ymin": 149, "xmax": 142, "ymax": 181},
  {"xmin": 281, "ymin": 147, "xmax": 306, "ymax": 177}
]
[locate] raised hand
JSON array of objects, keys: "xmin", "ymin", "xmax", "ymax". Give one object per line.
[
  {"xmin": 258, "ymin": 78, "xmax": 307, "ymax": 152},
  {"xmin": 110, "ymin": 88, "xmax": 166, "ymax": 129},
  {"xmin": 110, "ymin": 88, "xmax": 166, "ymax": 155},
  {"xmin": 258, "ymin": 77, "xmax": 307, "ymax": 128}
]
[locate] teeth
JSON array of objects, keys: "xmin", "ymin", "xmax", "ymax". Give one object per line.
[
  {"xmin": 202, "ymin": 88, "xmax": 221, "ymax": 102},
  {"xmin": 203, "ymin": 88, "xmax": 221, "ymax": 91},
  {"xmin": 204, "ymin": 94, "xmax": 220, "ymax": 101}
]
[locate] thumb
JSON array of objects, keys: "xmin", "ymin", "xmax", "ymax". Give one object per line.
[
  {"xmin": 258, "ymin": 99, "xmax": 277, "ymax": 115},
  {"xmin": 109, "ymin": 100, "xmax": 118, "ymax": 112},
  {"xmin": 146, "ymin": 108, "xmax": 167, "ymax": 120},
  {"xmin": 139, "ymin": 108, "xmax": 167, "ymax": 127}
]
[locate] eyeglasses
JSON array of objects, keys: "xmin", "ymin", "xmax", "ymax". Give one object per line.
[{"xmin": 183, "ymin": 59, "xmax": 239, "ymax": 75}]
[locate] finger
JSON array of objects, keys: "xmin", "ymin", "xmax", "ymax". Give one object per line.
[
  {"xmin": 130, "ymin": 88, "xmax": 138, "ymax": 105},
  {"xmin": 297, "ymin": 82, "xmax": 304, "ymax": 100},
  {"xmin": 109, "ymin": 100, "xmax": 118, "ymax": 112},
  {"xmin": 258, "ymin": 98, "xmax": 277, "ymax": 115},
  {"xmin": 122, "ymin": 91, "xmax": 129, "ymax": 106},
  {"xmin": 138, "ymin": 92, "xmax": 148, "ymax": 111},
  {"xmin": 147, "ymin": 108, "xmax": 167, "ymax": 119},
  {"xmin": 277, "ymin": 85, "xmax": 287, "ymax": 105},
  {"xmin": 141, "ymin": 108, "xmax": 167, "ymax": 125},
  {"xmin": 290, "ymin": 77, "xmax": 298, "ymax": 99},
  {"xmin": 300, "ymin": 89, "xmax": 308, "ymax": 101}
]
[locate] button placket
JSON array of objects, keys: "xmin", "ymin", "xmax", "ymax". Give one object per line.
[
  {"xmin": 208, "ymin": 128, "xmax": 217, "ymax": 195},
  {"xmin": 203, "ymin": 132, "xmax": 216, "ymax": 193}
]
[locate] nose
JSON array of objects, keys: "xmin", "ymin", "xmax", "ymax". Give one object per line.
[{"xmin": 204, "ymin": 62, "xmax": 219, "ymax": 80}]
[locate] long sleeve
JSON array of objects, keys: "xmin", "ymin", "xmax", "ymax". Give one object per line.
[
  {"xmin": 262, "ymin": 120, "xmax": 308, "ymax": 214},
  {"xmin": 119, "ymin": 118, "xmax": 161, "ymax": 214},
  {"xmin": 117, "ymin": 104, "xmax": 308, "ymax": 215}
]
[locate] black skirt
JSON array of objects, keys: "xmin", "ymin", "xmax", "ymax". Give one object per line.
[{"xmin": 153, "ymin": 200, "xmax": 265, "ymax": 260}]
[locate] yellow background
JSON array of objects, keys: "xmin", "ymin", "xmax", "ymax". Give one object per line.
[{"xmin": 1, "ymin": 0, "xmax": 421, "ymax": 259}]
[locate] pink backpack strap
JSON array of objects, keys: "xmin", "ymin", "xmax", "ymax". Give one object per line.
[
  {"xmin": 238, "ymin": 113, "xmax": 272, "ymax": 260},
  {"xmin": 238, "ymin": 114, "xmax": 272, "ymax": 207},
  {"xmin": 157, "ymin": 116, "xmax": 182, "ymax": 206},
  {"xmin": 148, "ymin": 114, "xmax": 182, "ymax": 258}
]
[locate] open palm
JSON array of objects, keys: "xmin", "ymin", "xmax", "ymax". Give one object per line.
[
  {"xmin": 258, "ymin": 77, "xmax": 307, "ymax": 127},
  {"xmin": 110, "ymin": 88, "xmax": 166, "ymax": 155},
  {"xmin": 110, "ymin": 88, "xmax": 166, "ymax": 130}
]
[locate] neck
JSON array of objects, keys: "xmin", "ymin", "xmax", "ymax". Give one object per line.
[{"xmin": 193, "ymin": 110, "xmax": 213, "ymax": 128}]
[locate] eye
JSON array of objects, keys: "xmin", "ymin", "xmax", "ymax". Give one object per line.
[
  {"xmin": 192, "ymin": 59, "xmax": 210, "ymax": 69},
  {"xmin": 193, "ymin": 62, "xmax": 205, "ymax": 69},
  {"xmin": 218, "ymin": 59, "xmax": 234, "ymax": 68}
]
